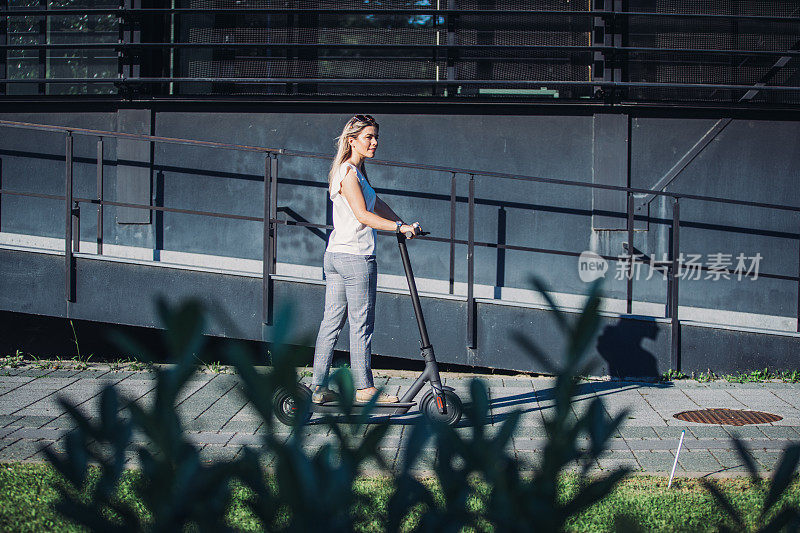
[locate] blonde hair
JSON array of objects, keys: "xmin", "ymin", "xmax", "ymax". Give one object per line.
[{"xmin": 328, "ymin": 115, "xmax": 379, "ymax": 187}]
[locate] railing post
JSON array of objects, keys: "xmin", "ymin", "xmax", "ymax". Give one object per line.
[
  {"xmin": 449, "ymin": 172, "xmax": 456, "ymax": 295},
  {"xmin": 669, "ymin": 198, "xmax": 680, "ymax": 371},
  {"xmin": 263, "ymin": 154, "xmax": 272, "ymax": 325},
  {"xmin": 97, "ymin": 138, "xmax": 103, "ymax": 254},
  {"xmin": 72, "ymin": 200, "xmax": 79, "ymax": 253},
  {"xmin": 626, "ymin": 192, "xmax": 634, "ymax": 313},
  {"xmin": 796, "ymin": 230, "xmax": 799, "ymax": 332},
  {"xmin": 0, "ymin": 151, "xmax": 3, "ymax": 234},
  {"xmin": 270, "ymin": 154, "xmax": 278, "ymax": 276},
  {"xmin": 467, "ymin": 174, "xmax": 476, "ymax": 351},
  {"xmin": 65, "ymin": 132, "xmax": 74, "ymax": 302}
]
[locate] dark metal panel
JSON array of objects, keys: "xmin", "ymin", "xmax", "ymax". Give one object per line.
[
  {"xmin": 476, "ymin": 300, "xmax": 672, "ymax": 376},
  {"xmin": 67, "ymin": 257, "xmax": 263, "ymax": 339},
  {"xmin": 681, "ymin": 324, "xmax": 800, "ymax": 374},
  {"xmin": 116, "ymin": 109, "xmax": 152, "ymax": 224},
  {"xmin": 630, "ymin": 117, "xmax": 720, "ymax": 195},
  {"xmin": 592, "ymin": 112, "xmax": 628, "ymax": 230},
  {"xmin": 633, "ymin": 117, "xmax": 800, "ymax": 320},
  {"xmin": 3, "ymin": 246, "xmax": 799, "ymax": 375},
  {"xmin": 0, "ymin": 115, "xmax": 113, "ymax": 239},
  {"xmin": 260, "ymin": 278, "xmax": 469, "ymax": 367},
  {"xmin": 55, "ymin": 253, "xmax": 472, "ymax": 366},
  {"xmin": 634, "ymin": 118, "xmax": 732, "ymax": 211},
  {"xmin": 0, "ymin": 112, "xmax": 123, "ymax": 254},
  {"xmin": 259, "ymin": 279, "xmax": 328, "ymax": 348},
  {"xmin": 150, "ymin": 111, "xmax": 595, "ymax": 291},
  {"xmin": 150, "ymin": 113, "xmax": 284, "ymax": 262},
  {"xmin": 372, "ymin": 291, "xmax": 469, "ymax": 366},
  {"xmin": 442, "ymin": 114, "xmax": 593, "ymax": 299},
  {"xmin": 2, "ymin": 110, "xmax": 800, "ymax": 379},
  {"xmin": 0, "ymin": 249, "xmax": 66, "ymax": 317}
]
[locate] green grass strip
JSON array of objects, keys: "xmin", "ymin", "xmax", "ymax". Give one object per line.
[{"xmin": 0, "ymin": 463, "xmax": 798, "ymax": 532}]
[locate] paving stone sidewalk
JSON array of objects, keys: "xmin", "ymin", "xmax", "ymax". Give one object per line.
[{"xmin": 1, "ymin": 366, "xmax": 798, "ymax": 477}]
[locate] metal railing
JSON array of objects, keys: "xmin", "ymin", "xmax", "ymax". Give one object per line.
[{"xmin": 0, "ymin": 118, "xmax": 799, "ymax": 371}]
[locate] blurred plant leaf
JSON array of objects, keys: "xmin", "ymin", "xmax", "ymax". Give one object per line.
[
  {"xmin": 733, "ymin": 437, "xmax": 761, "ymax": 482},
  {"xmin": 762, "ymin": 444, "xmax": 800, "ymax": 518},
  {"xmin": 44, "ymin": 284, "xmax": 653, "ymax": 532},
  {"xmin": 701, "ymin": 478, "xmax": 746, "ymax": 530}
]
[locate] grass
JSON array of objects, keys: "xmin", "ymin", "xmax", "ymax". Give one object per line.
[
  {"xmin": 723, "ymin": 369, "xmax": 800, "ymax": 384},
  {"xmin": 0, "ymin": 351, "xmax": 24, "ymax": 369},
  {"xmin": 661, "ymin": 368, "xmax": 800, "ymax": 384},
  {"xmin": 4, "ymin": 350, "xmax": 798, "ymax": 385},
  {"xmin": 661, "ymin": 369, "xmax": 688, "ymax": 381},
  {"xmin": 68, "ymin": 320, "xmax": 93, "ymax": 370},
  {"xmin": 0, "ymin": 463, "xmax": 798, "ymax": 532},
  {"xmin": 0, "ymin": 322, "xmax": 98, "ymax": 372},
  {"xmin": 0, "ymin": 353, "xmax": 156, "ymax": 374}
]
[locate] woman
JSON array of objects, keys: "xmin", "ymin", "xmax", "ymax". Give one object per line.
[{"xmin": 311, "ymin": 114, "xmax": 420, "ymax": 404}]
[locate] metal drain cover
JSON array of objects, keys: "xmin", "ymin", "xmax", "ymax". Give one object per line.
[{"xmin": 673, "ymin": 408, "xmax": 782, "ymax": 426}]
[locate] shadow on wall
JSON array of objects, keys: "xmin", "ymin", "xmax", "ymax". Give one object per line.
[{"xmin": 596, "ymin": 317, "xmax": 660, "ymax": 378}]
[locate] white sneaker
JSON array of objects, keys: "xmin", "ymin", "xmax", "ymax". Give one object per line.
[
  {"xmin": 311, "ymin": 386, "xmax": 337, "ymax": 404},
  {"xmin": 355, "ymin": 389, "xmax": 399, "ymax": 403}
]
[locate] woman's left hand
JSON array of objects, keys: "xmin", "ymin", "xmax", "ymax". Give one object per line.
[{"xmin": 400, "ymin": 224, "xmax": 417, "ymax": 239}]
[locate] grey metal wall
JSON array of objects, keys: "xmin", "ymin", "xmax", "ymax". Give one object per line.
[
  {"xmin": 630, "ymin": 117, "xmax": 800, "ymax": 317},
  {"xmin": 2, "ymin": 248, "xmax": 797, "ymax": 376},
  {"xmin": 0, "ymin": 105, "xmax": 798, "ymax": 375}
]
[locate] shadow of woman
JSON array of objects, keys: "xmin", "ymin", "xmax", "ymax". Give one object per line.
[{"xmin": 597, "ymin": 317, "xmax": 660, "ymax": 379}]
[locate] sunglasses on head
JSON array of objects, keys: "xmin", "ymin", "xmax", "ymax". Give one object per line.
[{"xmin": 352, "ymin": 114, "xmax": 376, "ymax": 124}]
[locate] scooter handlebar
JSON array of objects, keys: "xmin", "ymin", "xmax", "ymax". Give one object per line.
[{"xmin": 403, "ymin": 230, "xmax": 430, "ymax": 238}]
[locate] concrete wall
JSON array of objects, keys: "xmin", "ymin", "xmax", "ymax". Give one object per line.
[{"xmin": 2, "ymin": 248, "xmax": 797, "ymax": 376}]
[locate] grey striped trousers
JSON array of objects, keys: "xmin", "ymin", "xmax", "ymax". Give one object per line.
[{"xmin": 312, "ymin": 251, "xmax": 377, "ymax": 389}]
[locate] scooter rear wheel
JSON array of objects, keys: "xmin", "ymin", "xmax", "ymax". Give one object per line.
[
  {"xmin": 272, "ymin": 384, "xmax": 312, "ymax": 426},
  {"xmin": 420, "ymin": 390, "xmax": 463, "ymax": 426}
]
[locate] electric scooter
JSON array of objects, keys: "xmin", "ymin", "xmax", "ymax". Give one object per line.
[{"xmin": 272, "ymin": 228, "xmax": 464, "ymax": 426}]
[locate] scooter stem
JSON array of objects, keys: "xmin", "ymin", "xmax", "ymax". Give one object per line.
[
  {"xmin": 396, "ymin": 233, "xmax": 432, "ymax": 348},
  {"xmin": 396, "ymin": 233, "xmax": 449, "ymax": 415}
]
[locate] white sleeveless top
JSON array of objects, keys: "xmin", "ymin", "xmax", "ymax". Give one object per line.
[{"xmin": 326, "ymin": 162, "xmax": 377, "ymax": 255}]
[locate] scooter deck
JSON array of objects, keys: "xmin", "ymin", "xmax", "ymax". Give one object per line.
[
  {"xmin": 309, "ymin": 402, "xmax": 416, "ymax": 417},
  {"xmin": 312, "ymin": 401, "xmax": 416, "ymax": 409}
]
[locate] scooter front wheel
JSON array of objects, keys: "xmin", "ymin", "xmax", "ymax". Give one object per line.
[
  {"xmin": 420, "ymin": 390, "xmax": 463, "ymax": 426},
  {"xmin": 272, "ymin": 384, "xmax": 312, "ymax": 426}
]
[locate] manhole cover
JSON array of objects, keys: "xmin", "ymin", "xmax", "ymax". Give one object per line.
[{"xmin": 673, "ymin": 408, "xmax": 782, "ymax": 426}]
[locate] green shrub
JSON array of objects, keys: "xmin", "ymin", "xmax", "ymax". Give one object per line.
[{"xmin": 43, "ymin": 280, "xmax": 800, "ymax": 531}]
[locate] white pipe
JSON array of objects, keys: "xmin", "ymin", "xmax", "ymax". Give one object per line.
[{"xmin": 668, "ymin": 429, "xmax": 686, "ymax": 488}]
